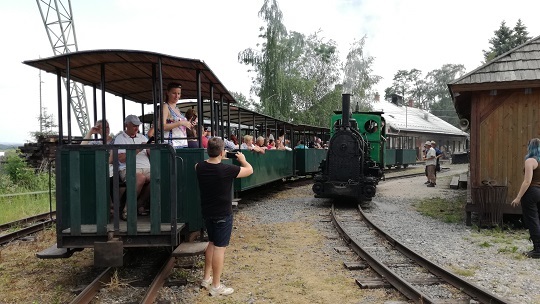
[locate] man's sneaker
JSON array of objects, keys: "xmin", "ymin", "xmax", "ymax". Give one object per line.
[
  {"xmin": 427, "ymin": 183, "xmax": 435, "ymax": 187},
  {"xmin": 209, "ymin": 284, "xmax": 234, "ymax": 296},
  {"xmin": 424, "ymin": 181, "xmax": 430, "ymax": 184},
  {"xmin": 200, "ymin": 277, "xmax": 212, "ymax": 289}
]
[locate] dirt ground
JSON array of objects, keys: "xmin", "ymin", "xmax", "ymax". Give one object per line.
[{"xmin": 0, "ymin": 165, "xmax": 469, "ymax": 304}]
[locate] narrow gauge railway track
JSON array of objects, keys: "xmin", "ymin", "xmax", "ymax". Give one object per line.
[
  {"xmin": 331, "ymin": 204, "xmax": 510, "ymax": 304},
  {"xmin": 0, "ymin": 211, "xmax": 56, "ymax": 246},
  {"xmin": 70, "ymin": 243, "xmax": 207, "ymax": 304},
  {"xmin": 384, "ymin": 167, "xmax": 450, "ymax": 181}
]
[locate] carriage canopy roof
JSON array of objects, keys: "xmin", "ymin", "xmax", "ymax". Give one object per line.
[{"xmin": 23, "ymin": 49, "xmax": 236, "ymax": 104}]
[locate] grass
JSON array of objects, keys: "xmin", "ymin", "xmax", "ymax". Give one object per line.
[
  {"xmin": 0, "ymin": 193, "xmax": 55, "ymax": 225},
  {"xmin": 449, "ymin": 265, "xmax": 476, "ymax": 277},
  {"xmin": 414, "ymin": 193, "xmax": 466, "ymax": 223}
]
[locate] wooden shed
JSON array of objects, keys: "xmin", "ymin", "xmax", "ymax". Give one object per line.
[{"xmin": 448, "ymin": 35, "xmax": 540, "ymax": 224}]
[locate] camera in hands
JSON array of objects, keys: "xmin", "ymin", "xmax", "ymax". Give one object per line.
[{"xmin": 226, "ymin": 151, "xmax": 238, "ymax": 159}]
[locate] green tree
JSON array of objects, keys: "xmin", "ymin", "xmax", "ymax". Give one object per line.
[
  {"xmin": 426, "ymin": 64, "xmax": 466, "ymax": 127},
  {"xmin": 30, "ymin": 107, "xmax": 58, "ymax": 141},
  {"xmin": 2, "ymin": 151, "xmax": 35, "ymax": 188},
  {"xmin": 239, "ymin": 0, "xmax": 288, "ymax": 119},
  {"xmin": 513, "ymin": 19, "xmax": 531, "ymax": 45},
  {"xmin": 239, "ymin": 0, "xmax": 341, "ymax": 126},
  {"xmin": 343, "ymin": 37, "xmax": 381, "ymax": 111},
  {"xmin": 483, "ymin": 20, "xmax": 531, "ymax": 62},
  {"xmin": 384, "ymin": 69, "xmax": 425, "ymax": 108},
  {"xmin": 230, "ymin": 91, "xmax": 257, "ymax": 110}
]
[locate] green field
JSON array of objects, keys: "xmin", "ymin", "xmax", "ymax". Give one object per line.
[{"xmin": 0, "ymin": 193, "xmax": 55, "ymax": 224}]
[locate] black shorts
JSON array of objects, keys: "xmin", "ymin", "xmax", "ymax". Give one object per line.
[{"xmin": 204, "ymin": 214, "xmax": 233, "ymax": 247}]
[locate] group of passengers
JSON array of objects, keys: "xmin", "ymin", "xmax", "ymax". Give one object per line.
[{"xmin": 84, "ymin": 82, "xmax": 326, "ymax": 220}]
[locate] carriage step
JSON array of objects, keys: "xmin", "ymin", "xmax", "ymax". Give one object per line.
[
  {"xmin": 172, "ymin": 241, "xmax": 209, "ymax": 257},
  {"xmin": 36, "ymin": 243, "xmax": 80, "ymax": 259}
]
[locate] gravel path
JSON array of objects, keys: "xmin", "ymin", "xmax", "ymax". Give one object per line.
[{"xmin": 371, "ymin": 164, "xmax": 539, "ymax": 304}]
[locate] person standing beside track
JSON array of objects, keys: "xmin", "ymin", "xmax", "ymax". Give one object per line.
[
  {"xmin": 423, "ymin": 141, "xmax": 437, "ymax": 187},
  {"xmin": 512, "ymin": 138, "xmax": 540, "ymax": 258},
  {"xmin": 195, "ymin": 137, "xmax": 253, "ymax": 296}
]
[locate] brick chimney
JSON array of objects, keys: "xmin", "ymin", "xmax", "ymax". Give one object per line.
[
  {"xmin": 408, "ymin": 99, "xmax": 414, "ymax": 107},
  {"xmin": 374, "ymin": 92, "xmax": 380, "ymax": 102}
]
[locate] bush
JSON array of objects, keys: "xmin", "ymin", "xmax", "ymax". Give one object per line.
[{"xmin": 0, "ymin": 150, "xmax": 54, "ymax": 192}]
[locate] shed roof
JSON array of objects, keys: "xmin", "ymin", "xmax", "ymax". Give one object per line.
[
  {"xmin": 449, "ymin": 35, "xmax": 540, "ymax": 91},
  {"xmin": 372, "ymin": 101, "xmax": 468, "ymax": 137},
  {"xmin": 23, "ymin": 49, "xmax": 236, "ymax": 104}
]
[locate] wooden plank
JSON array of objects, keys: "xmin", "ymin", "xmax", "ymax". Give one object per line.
[
  {"xmin": 150, "ymin": 151, "xmax": 161, "ymax": 235},
  {"xmin": 172, "ymin": 241, "xmax": 208, "ymax": 257},
  {"xmin": 355, "ymin": 278, "xmax": 391, "ymax": 289},
  {"xmin": 343, "ymin": 261, "xmax": 368, "ymax": 270},
  {"xmin": 69, "ymin": 151, "xmax": 81, "ymax": 236},
  {"xmin": 126, "ymin": 149, "xmax": 137, "ymax": 234},
  {"xmin": 95, "ymin": 151, "xmax": 108, "ymax": 235},
  {"xmin": 450, "ymin": 176, "xmax": 460, "ymax": 189},
  {"xmin": 459, "ymin": 174, "xmax": 468, "ymax": 189}
]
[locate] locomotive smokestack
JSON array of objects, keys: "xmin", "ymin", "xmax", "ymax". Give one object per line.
[{"xmin": 342, "ymin": 93, "xmax": 351, "ymax": 127}]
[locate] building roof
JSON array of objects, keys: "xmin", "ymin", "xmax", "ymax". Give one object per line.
[
  {"xmin": 372, "ymin": 101, "xmax": 468, "ymax": 137},
  {"xmin": 449, "ymin": 35, "xmax": 540, "ymax": 91}
]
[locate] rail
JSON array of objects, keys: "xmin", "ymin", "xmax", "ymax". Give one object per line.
[
  {"xmin": 0, "ymin": 190, "xmax": 56, "ymax": 198},
  {"xmin": 331, "ymin": 204, "xmax": 510, "ymax": 304}
]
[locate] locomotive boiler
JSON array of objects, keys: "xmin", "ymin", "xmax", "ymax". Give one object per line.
[{"xmin": 312, "ymin": 94, "xmax": 384, "ymax": 202}]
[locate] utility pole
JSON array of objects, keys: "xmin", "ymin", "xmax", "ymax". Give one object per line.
[{"xmin": 39, "ymin": 70, "xmax": 43, "ymax": 133}]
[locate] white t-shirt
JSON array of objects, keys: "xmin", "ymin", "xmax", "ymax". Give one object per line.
[
  {"xmin": 425, "ymin": 147, "xmax": 436, "ymax": 166},
  {"xmin": 113, "ymin": 131, "xmax": 150, "ymax": 170}
]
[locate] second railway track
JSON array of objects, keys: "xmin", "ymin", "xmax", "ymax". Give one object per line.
[{"xmin": 331, "ymin": 204, "xmax": 510, "ymax": 304}]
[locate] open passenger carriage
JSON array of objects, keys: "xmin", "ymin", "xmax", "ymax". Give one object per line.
[{"xmin": 24, "ymin": 49, "xmax": 330, "ymax": 266}]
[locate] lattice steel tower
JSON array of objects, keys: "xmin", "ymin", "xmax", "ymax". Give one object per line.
[{"xmin": 36, "ymin": 0, "xmax": 90, "ymax": 135}]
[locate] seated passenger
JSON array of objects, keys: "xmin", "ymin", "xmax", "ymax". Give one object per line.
[
  {"xmin": 275, "ymin": 139, "xmax": 292, "ymax": 151},
  {"xmin": 240, "ymin": 135, "xmax": 265, "ymax": 154},
  {"xmin": 255, "ymin": 136, "xmax": 268, "ymax": 151},
  {"xmin": 201, "ymin": 126, "xmax": 210, "ymax": 148},
  {"xmin": 267, "ymin": 139, "xmax": 276, "ymax": 150},
  {"xmin": 314, "ymin": 137, "xmax": 323, "ymax": 149},
  {"xmin": 113, "ymin": 115, "xmax": 151, "ymax": 219},
  {"xmin": 82, "ymin": 120, "xmax": 113, "ymax": 145},
  {"xmin": 223, "ymin": 135, "xmax": 237, "ymax": 151},
  {"xmin": 295, "ymin": 140, "xmax": 307, "ymax": 149}
]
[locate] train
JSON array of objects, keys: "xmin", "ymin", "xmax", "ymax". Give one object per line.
[
  {"xmin": 312, "ymin": 93, "xmax": 385, "ymax": 202},
  {"xmin": 24, "ymin": 49, "xmax": 328, "ymax": 267}
]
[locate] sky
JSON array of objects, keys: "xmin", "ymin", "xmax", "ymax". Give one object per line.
[{"xmin": 1, "ymin": 0, "xmax": 539, "ymax": 144}]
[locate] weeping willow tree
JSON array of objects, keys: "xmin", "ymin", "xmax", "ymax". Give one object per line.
[
  {"xmin": 238, "ymin": 0, "xmax": 288, "ymax": 119},
  {"xmin": 342, "ymin": 37, "xmax": 381, "ymax": 111},
  {"xmin": 238, "ymin": 1, "xmax": 379, "ymax": 127},
  {"xmin": 238, "ymin": 0, "xmax": 340, "ymax": 124}
]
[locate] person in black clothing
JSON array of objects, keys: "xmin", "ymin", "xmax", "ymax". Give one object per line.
[
  {"xmin": 195, "ymin": 137, "xmax": 253, "ymax": 296},
  {"xmin": 512, "ymin": 138, "xmax": 540, "ymax": 258}
]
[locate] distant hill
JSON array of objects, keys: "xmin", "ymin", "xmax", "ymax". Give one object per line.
[{"xmin": 0, "ymin": 143, "xmax": 23, "ymax": 151}]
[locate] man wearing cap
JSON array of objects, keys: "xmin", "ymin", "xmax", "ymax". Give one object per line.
[
  {"xmin": 113, "ymin": 114, "xmax": 151, "ymax": 218},
  {"xmin": 423, "ymin": 141, "xmax": 437, "ymax": 187}
]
